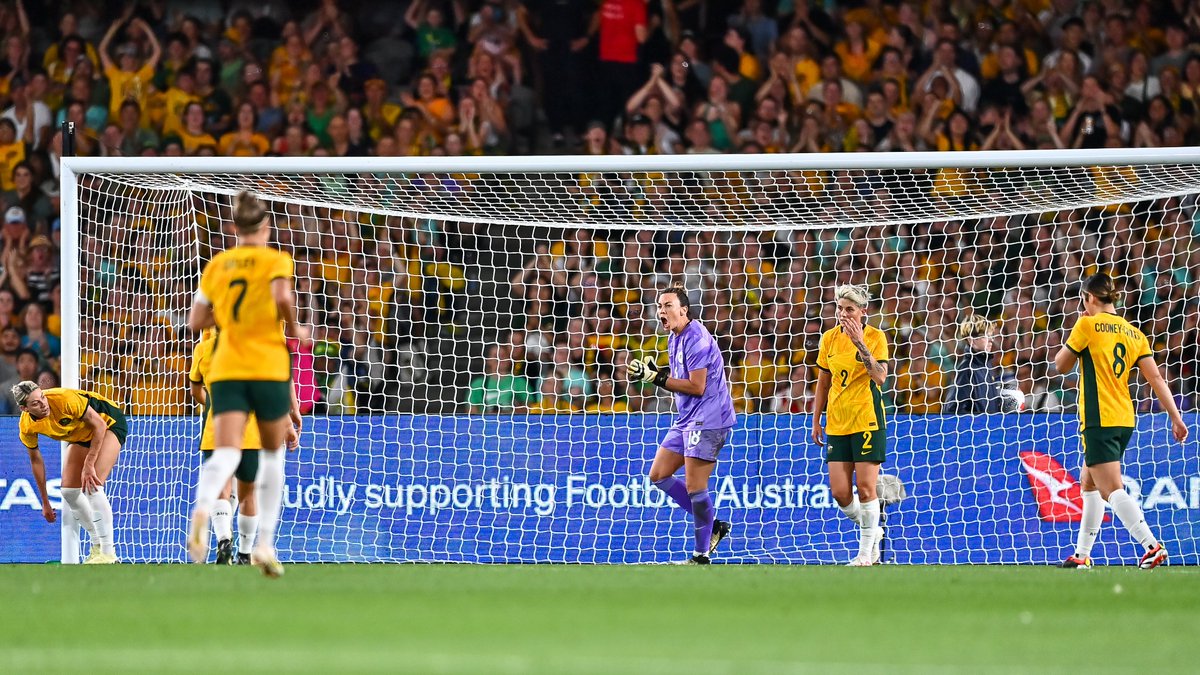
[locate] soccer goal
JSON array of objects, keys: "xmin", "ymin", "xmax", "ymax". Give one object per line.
[{"xmin": 59, "ymin": 149, "xmax": 1200, "ymax": 564}]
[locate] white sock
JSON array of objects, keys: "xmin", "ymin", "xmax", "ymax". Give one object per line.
[
  {"xmin": 1074, "ymin": 490, "xmax": 1104, "ymax": 558},
  {"xmin": 254, "ymin": 448, "xmax": 286, "ymax": 550},
  {"xmin": 194, "ymin": 448, "xmax": 241, "ymax": 515},
  {"xmin": 212, "ymin": 499, "xmax": 233, "ymax": 541},
  {"xmin": 839, "ymin": 495, "xmax": 863, "ymax": 526},
  {"xmin": 87, "ymin": 487, "xmax": 116, "ymax": 556},
  {"xmin": 60, "ymin": 487, "xmax": 98, "ymax": 539},
  {"xmin": 857, "ymin": 499, "xmax": 881, "ymax": 561},
  {"xmin": 1107, "ymin": 488, "xmax": 1158, "ymax": 550},
  {"xmin": 237, "ymin": 514, "xmax": 259, "ymax": 554}
]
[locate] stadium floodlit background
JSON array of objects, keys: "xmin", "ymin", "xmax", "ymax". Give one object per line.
[
  {"xmin": 0, "ymin": 0, "xmax": 1193, "ymax": 420},
  {"xmin": 3, "ymin": 2, "xmax": 1200, "ymax": 672}
]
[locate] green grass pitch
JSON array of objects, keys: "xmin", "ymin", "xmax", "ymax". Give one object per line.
[{"xmin": 2, "ymin": 564, "xmax": 1197, "ymax": 674}]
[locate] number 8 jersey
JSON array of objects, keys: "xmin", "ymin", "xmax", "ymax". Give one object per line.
[
  {"xmin": 1064, "ymin": 312, "xmax": 1153, "ymax": 430},
  {"xmin": 816, "ymin": 324, "xmax": 889, "ymax": 436},
  {"xmin": 198, "ymin": 246, "xmax": 294, "ymax": 383}
]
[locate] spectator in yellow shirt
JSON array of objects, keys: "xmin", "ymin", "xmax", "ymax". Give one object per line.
[
  {"xmin": 177, "ymin": 102, "xmax": 217, "ymax": 155},
  {"xmin": 158, "ymin": 67, "xmax": 200, "ymax": 138},
  {"xmin": 99, "ymin": 15, "xmax": 161, "ymax": 123},
  {"xmin": 218, "ymin": 102, "xmax": 271, "ymax": 157}
]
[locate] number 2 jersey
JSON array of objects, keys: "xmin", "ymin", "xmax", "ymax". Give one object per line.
[
  {"xmin": 198, "ymin": 246, "xmax": 293, "ymax": 383},
  {"xmin": 816, "ymin": 324, "xmax": 889, "ymax": 436},
  {"xmin": 1064, "ymin": 312, "xmax": 1152, "ymax": 430}
]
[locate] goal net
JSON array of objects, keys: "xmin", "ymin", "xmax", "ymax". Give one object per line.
[{"xmin": 62, "ymin": 150, "xmax": 1200, "ymax": 564}]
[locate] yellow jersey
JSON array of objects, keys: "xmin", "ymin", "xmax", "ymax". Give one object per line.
[
  {"xmin": 199, "ymin": 246, "xmax": 294, "ymax": 383},
  {"xmin": 816, "ymin": 324, "xmax": 889, "ymax": 436},
  {"xmin": 104, "ymin": 63, "xmax": 155, "ymax": 121},
  {"xmin": 189, "ymin": 332, "xmax": 263, "ymax": 450},
  {"xmin": 19, "ymin": 388, "xmax": 122, "ymax": 449},
  {"xmin": 1065, "ymin": 312, "xmax": 1152, "ymax": 430}
]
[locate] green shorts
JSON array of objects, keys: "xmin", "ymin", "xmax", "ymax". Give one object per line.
[
  {"xmin": 76, "ymin": 398, "xmax": 128, "ymax": 447},
  {"xmin": 201, "ymin": 449, "xmax": 260, "ymax": 483},
  {"xmin": 1082, "ymin": 427, "xmax": 1133, "ymax": 467},
  {"xmin": 210, "ymin": 380, "xmax": 292, "ymax": 421},
  {"xmin": 826, "ymin": 430, "xmax": 886, "ymax": 463}
]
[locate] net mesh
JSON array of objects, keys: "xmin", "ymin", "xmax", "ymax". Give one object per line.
[{"xmin": 72, "ymin": 157, "xmax": 1200, "ymax": 564}]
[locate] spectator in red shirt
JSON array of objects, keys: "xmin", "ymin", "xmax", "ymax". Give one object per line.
[{"xmin": 589, "ymin": 0, "xmax": 648, "ymax": 127}]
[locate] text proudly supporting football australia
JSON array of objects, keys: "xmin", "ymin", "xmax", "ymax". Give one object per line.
[{"xmin": 281, "ymin": 475, "xmax": 841, "ymax": 517}]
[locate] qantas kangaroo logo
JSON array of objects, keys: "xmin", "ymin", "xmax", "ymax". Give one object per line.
[{"xmin": 1019, "ymin": 451, "xmax": 1110, "ymax": 523}]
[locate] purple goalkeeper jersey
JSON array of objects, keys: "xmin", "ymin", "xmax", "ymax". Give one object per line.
[{"xmin": 667, "ymin": 320, "xmax": 736, "ymax": 431}]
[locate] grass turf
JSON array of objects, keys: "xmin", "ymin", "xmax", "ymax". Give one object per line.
[{"xmin": 2, "ymin": 564, "xmax": 1197, "ymax": 674}]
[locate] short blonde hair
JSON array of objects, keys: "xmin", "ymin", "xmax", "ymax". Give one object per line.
[
  {"xmin": 11, "ymin": 380, "xmax": 37, "ymax": 407},
  {"xmin": 957, "ymin": 315, "xmax": 995, "ymax": 340},
  {"xmin": 834, "ymin": 284, "xmax": 871, "ymax": 308}
]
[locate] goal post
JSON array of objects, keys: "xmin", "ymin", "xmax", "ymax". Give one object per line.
[{"xmin": 58, "ymin": 149, "xmax": 1200, "ymax": 564}]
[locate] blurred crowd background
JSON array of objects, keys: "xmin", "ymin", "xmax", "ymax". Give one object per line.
[{"xmin": 1, "ymin": 0, "xmax": 1197, "ymax": 416}]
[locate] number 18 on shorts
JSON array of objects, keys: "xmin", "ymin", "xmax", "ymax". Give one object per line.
[{"xmin": 663, "ymin": 425, "xmax": 732, "ymax": 462}]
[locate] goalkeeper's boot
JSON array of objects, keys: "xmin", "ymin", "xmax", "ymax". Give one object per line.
[
  {"xmin": 1057, "ymin": 555, "xmax": 1093, "ymax": 570},
  {"xmin": 236, "ymin": 552, "xmax": 252, "ymax": 565},
  {"xmin": 83, "ymin": 547, "xmax": 102, "ymax": 564},
  {"xmin": 1139, "ymin": 544, "xmax": 1167, "ymax": 570},
  {"xmin": 846, "ymin": 557, "xmax": 873, "ymax": 567},
  {"xmin": 675, "ymin": 554, "xmax": 710, "ymax": 565},
  {"xmin": 251, "ymin": 545, "xmax": 285, "ymax": 579},
  {"xmin": 186, "ymin": 509, "xmax": 210, "ymax": 564},
  {"xmin": 708, "ymin": 520, "xmax": 732, "ymax": 555},
  {"xmin": 215, "ymin": 538, "xmax": 234, "ymax": 566}
]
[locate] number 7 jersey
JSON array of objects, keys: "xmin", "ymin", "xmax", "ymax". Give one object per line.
[
  {"xmin": 199, "ymin": 245, "xmax": 294, "ymax": 383},
  {"xmin": 1064, "ymin": 312, "xmax": 1152, "ymax": 430}
]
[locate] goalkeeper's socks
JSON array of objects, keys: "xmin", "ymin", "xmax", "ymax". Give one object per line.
[
  {"xmin": 652, "ymin": 476, "xmax": 693, "ymax": 514},
  {"xmin": 689, "ymin": 489, "xmax": 715, "ymax": 557},
  {"xmin": 856, "ymin": 499, "xmax": 881, "ymax": 561},
  {"xmin": 237, "ymin": 514, "xmax": 259, "ymax": 555},
  {"xmin": 60, "ymin": 487, "xmax": 98, "ymax": 538},
  {"xmin": 838, "ymin": 495, "xmax": 863, "ymax": 526},
  {"xmin": 1107, "ymin": 488, "xmax": 1158, "ymax": 550},
  {"xmin": 212, "ymin": 499, "xmax": 234, "ymax": 542},
  {"xmin": 87, "ymin": 487, "xmax": 116, "ymax": 556},
  {"xmin": 1074, "ymin": 490, "xmax": 1105, "ymax": 558},
  {"xmin": 195, "ymin": 448, "xmax": 241, "ymax": 513},
  {"xmin": 255, "ymin": 448, "xmax": 287, "ymax": 548}
]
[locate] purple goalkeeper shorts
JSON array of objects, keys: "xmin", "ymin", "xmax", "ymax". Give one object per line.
[{"xmin": 661, "ymin": 425, "xmax": 732, "ymax": 462}]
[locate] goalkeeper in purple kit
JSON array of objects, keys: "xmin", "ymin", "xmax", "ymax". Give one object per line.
[{"xmin": 631, "ymin": 285, "xmax": 737, "ymax": 564}]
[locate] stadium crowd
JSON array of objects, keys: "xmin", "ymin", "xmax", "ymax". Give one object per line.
[{"xmin": 0, "ymin": 0, "xmax": 1196, "ymax": 415}]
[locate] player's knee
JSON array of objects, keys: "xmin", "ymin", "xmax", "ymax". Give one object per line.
[
  {"xmin": 647, "ymin": 466, "xmax": 670, "ymax": 483},
  {"xmin": 830, "ymin": 486, "xmax": 854, "ymax": 506},
  {"xmin": 856, "ymin": 483, "xmax": 878, "ymax": 502}
]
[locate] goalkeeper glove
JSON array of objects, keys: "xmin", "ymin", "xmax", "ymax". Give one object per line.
[{"xmin": 629, "ymin": 357, "xmax": 669, "ymax": 388}]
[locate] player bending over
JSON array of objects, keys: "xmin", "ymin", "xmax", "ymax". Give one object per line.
[
  {"xmin": 1055, "ymin": 272, "xmax": 1188, "ymax": 570},
  {"xmin": 632, "ymin": 285, "xmax": 736, "ymax": 565},
  {"xmin": 16, "ymin": 383, "xmax": 128, "ymax": 563},
  {"xmin": 812, "ymin": 285, "xmax": 890, "ymax": 566},
  {"xmin": 187, "ymin": 190, "xmax": 307, "ymax": 578},
  {"xmin": 189, "ymin": 328, "xmax": 300, "ymax": 565}
]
